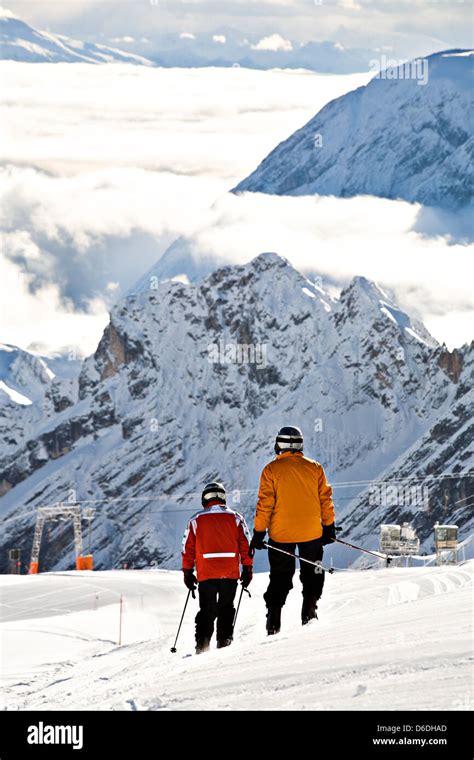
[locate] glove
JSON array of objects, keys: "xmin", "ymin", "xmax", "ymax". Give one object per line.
[
  {"xmin": 249, "ymin": 530, "xmax": 266, "ymax": 556},
  {"xmin": 322, "ymin": 523, "xmax": 336, "ymax": 546},
  {"xmin": 240, "ymin": 565, "xmax": 253, "ymax": 588},
  {"xmin": 183, "ymin": 569, "xmax": 197, "ymax": 591}
]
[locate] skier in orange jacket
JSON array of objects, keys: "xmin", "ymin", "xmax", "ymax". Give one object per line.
[
  {"xmin": 182, "ymin": 482, "xmax": 253, "ymax": 653},
  {"xmin": 250, "ymin": 426, "xmax": 336, "ymax": 634}
]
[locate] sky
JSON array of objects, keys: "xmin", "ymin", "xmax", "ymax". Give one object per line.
[{"xmin": 4, "ymin": 0, "xmax": 473, "ymax": 62}]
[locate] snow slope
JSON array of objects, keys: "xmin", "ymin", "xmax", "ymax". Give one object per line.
[
  {"xmin": 1, "ymin": 563, "xmax": 472, "ymax": 711},
  {"xmin": 234, "ymin": 50, "xmax": 474, "ymax": 209}
]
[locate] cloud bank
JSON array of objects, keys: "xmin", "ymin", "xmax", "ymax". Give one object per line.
[{"xmin": 252, "ymin": 34, "xmax": 293, "ymax": 52}]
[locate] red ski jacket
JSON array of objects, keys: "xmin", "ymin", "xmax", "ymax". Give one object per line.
[{"xmin": 182, "ymin": 501, "xmax": 253, "ymax": 582}]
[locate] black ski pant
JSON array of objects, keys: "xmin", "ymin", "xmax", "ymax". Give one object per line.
[
  {"xmin": 195, "ymin": 578, "xmax": 238, "ymax": 643},
  {"xmin": 263, "ymin": 537, "xmax": 325, "ymax": 609}
]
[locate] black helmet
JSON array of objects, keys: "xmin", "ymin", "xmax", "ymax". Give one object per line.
[
  {"xmin": 201, "ymin": 481, "xmax": 226, "ymax": 507},
  {"xmin": 274, "ymin": 426, "xmax": 303, "ymax": 455}
]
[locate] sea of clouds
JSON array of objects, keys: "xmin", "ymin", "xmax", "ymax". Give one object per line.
[{"xmin": 0, "ymin": 62, "xmax": 471, "ymax": 354}]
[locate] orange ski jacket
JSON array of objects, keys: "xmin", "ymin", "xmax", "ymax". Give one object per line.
[
  {"xmin": 254, "ymin": 451, "xmax": 335, "ymax": 542},
  {"xmin": 182, "ymin": 501, "xmax": 253, "ymax": 582}
]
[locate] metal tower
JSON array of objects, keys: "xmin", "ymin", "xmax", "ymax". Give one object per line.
[{"xmin": 29, "ymin": 503, "xmax": 93, "ymax": 573}]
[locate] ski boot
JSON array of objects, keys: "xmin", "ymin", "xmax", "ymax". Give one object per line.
[
  {"xmin": 216, "ymin": 638, "xmax": 232, "ymax": 649},
  {"xmin": 195, "ymin": 637, "xmax": 211, "ymax": 654},
  {"xmin": 301, "ymin": 595, "xmax": 318, "ymax": 625},
  {"xmin": 266, "ymin": 606, "xmax": 281, "ymax": 635}
]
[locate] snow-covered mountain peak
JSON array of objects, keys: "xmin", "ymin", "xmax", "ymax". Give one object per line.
[
  {"xmin": 0, "ymin": 14, "xmax": 154, "ymax": 64},
  {"xmin": 336, "ymin": 277, "xmax": 438, "ymax": 350},
  {"xmin": 234, "ymin": 49, "xmax": 474, "ymax": 209},
  {"xmin": 0, "ymin": 344, "xmax": 81, "ymax": 463},
  {"xmin": 339, "ymin": 275, "xmax": 396, "ymax": 318},
  {"xmin": 346, "ymin": 275, "xmax": 390, "ymax": 301},
  {"xmin": 87, "ymin": 254, "xmax": 441, "ymax": 407},
  {"xmin": 196, "ymin": 251, "xmax": 337, "ymax": 333},
  {"xmin": 247, "ymin": 250, "xmax": 290, "ymax": 273},
  {"xmin": 127, "ymin": 250, "xmax": 334, "ymax": 323},
  {"xmin": 0, "ymin": 344, "xmax": 54, "ymax": 406},
  {"xmin": 203, "ymin": 251, "xmax": 329, "ymax": 298}
]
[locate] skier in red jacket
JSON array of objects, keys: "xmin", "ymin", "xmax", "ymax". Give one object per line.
[{"xmin": 182, "ymin": 482, "xmax": 253, "ymax": 654}]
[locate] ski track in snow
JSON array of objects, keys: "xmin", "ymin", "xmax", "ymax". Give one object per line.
[{"xmin": 0, "ymin": 564, "xmax": 472, "ymax": 711}]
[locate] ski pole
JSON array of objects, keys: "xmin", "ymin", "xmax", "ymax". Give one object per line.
[
  {"xmin": 335, "ymin": 538, "xmax": 391, "ymax": 563},
  {"xmin": 170, "ymin": 587, "xmax": 195, "ymax": 653},
  {"xmin": 231, "ymin": 583, "xmax": 251, "ymax": 641},
  {"xmin": 263, "ymin": 542, "xmax": 335, "ymax": 574}
]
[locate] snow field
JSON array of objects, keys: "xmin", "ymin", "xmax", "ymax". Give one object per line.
[{"xmin": 1, "ymin": 562, "xmax": 472, "ymax": 711}]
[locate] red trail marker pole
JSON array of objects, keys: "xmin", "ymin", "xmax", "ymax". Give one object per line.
[{"xmin": 118, "ymin": 594, "xmax": 123, "ymax": 646}]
